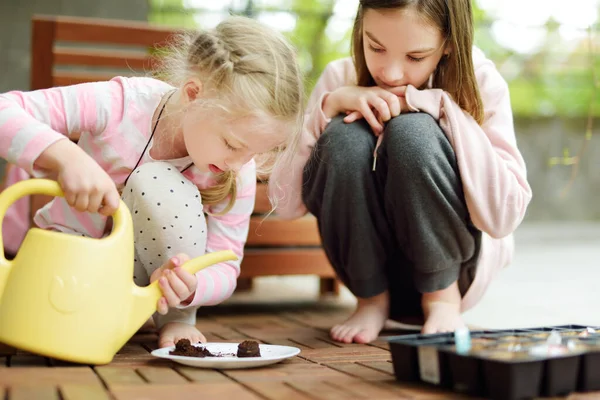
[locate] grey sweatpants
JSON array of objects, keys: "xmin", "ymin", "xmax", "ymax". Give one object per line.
[
  {"xmin": 302, "ymin": 114, "xmax": 481, "ymax": 319},
  {"xmin": 122, "ymin": 161, "xmax": 208, "ymax": 328}
]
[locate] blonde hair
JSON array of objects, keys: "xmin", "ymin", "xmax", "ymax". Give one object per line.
[
  {"xmin": 351, "ymin": 0, "xmax": 485, "ymax": 125},
  {"xmin": 157, "ymin": 16, "xmax": 303, "ymax": 214}
]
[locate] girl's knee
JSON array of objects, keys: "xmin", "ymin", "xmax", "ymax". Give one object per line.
[
  {"xmin": 382, "ymin": 113, "xmax": 453, "ymax": 169},
  {"xmin": 384, "ymin": 114, "xmax": 443, "ymax": 150},
  {"xmin": 316, "ymin": 116, "xmax": 374, "ymax": 168}
]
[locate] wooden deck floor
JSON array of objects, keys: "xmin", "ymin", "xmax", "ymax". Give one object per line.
[{"xmin": 0, "ymin": 300, "xmax": 598, "ymax": 400}]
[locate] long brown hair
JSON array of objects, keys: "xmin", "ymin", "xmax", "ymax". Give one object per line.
[{"xmin": 351, "ymin": 0, "xmax": 484, "ymax": 125}]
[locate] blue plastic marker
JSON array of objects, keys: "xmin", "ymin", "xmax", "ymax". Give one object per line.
[{"xmin": 455, "ymin": 326, "xmax": 472, "ymax": 354}]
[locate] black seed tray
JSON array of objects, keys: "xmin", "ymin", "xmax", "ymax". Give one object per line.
[{"xmin": 387, "ymin": 325, "xmax": 600, "ymax": 400}]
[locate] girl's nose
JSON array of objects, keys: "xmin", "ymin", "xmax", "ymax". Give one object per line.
[{"xmin": 382, "ymin": 63, "xmax": 404, "ymax": 85}]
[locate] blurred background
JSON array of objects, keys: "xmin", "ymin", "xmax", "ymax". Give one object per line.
[
  {"xmin": 0, "ymin": 0, "xmax": 599, "ymax": 327},
  {"xmin": 1, "ymin": 0, "xmax": 599, "ymax": 221}
]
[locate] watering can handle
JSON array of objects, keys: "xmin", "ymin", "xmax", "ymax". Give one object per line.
[{"xmin": 0, "ymin": 178, "xmax": 128, "ymax": 263}]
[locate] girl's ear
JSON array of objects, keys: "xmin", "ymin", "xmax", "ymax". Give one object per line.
[{"xmin": 182, "ymin": 78, "xmax": 203, "ymax": 105}]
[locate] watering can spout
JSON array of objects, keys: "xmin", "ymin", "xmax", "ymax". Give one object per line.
[{"xmin": 119, "ymin": 250, "xmax": 237, "ymax": 350}]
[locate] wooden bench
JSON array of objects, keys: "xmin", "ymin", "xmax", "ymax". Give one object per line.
[{"xmin": 3, "ymin": 14, "xmax": 338, "ymax": 295}]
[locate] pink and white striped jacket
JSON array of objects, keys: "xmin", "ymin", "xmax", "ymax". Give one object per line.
[{"xmin": 0, "ymin": 76, "xmax": 256, "ymax": 307}]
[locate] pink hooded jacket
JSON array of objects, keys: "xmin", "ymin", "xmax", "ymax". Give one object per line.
[{"xmin": 269, "ymin": 47, "xmax": 532, "ymax": 312}]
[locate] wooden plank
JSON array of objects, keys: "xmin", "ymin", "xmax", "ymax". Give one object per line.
[
  {"xmin": 299, "ymin": 347, "xmax": 391, "ymax": 364},
  {"xmin": 239, "ymin": 249, "xmax": 334, "ymax": 278},
  {"xmin": 54, "ymin": 47, "xmax": 158, "ymax": 70},
  {"xmin": 176, "ymin": 367, "xmax": 231, "ymax": 383},
  {"xmin": 286, "ymin": 380, "xmax": 356, "ymax": 400},
  {"xmin": 247, "ymin": 216, "xmax": 321, "ymax": 246},
  {"xmin": 242, "ymin": 381, "xmax": 314, "ymax": 400},
  {"xmin": 263, "ymin": 339, "xmax": 312, "ymax": 351},
  {"xmin": 59, "ymin": 384, "xmax": 111, "ymax": 400},
  {"xmin": 224, "ymin": 363, "xmax": 355, "ymax": 383},
  {"xmin": 9, "ymin": 386, "xmax": 59, "ymax": 400},
  {"xmin": 110, "ymin": 343, "xmax": 156, "ymax": 366},
  {"xmin": 0, "ymin": 367, "xmax": 101, "ymax": 386},
  {"xmin": 327, "ymin": 380, "xmax": 408, "ymax": 399},
  {"xmin": 324, "ymin": 362, "xmax": 393, "ymax": 381},
  {"xmin": 290, "ymin": 337, "xmax": 340, "ymax": 350},
  {"xmin": 9, "ymin": 353, "xmax": 50, "ymax": 367},
  {"xmin": 52, "ymin": 71, "xmax": 127, "ymax": 86},
  {"xmin": 136, "ymin": 366, "xmax": 188, "ymax": 384},
  {"xmin": 232, "ymin": 327, "xmax": 322, "ymax": 341},
  {"xmin": 94, "ymin": 366, "xmax": 146, "ymax": 386},
  {"xmin": 358, "ymin": 360, "xmax": 394, "ymax": 375},
  {"xmin": 111, "ymin": 383, "xmax": 262, "ymax": 400},
  {"xmin": 282, "ymin": 310, "xmax": 352, "ymax": 330},
  {"xmin": 30, "ymin": 18, "xmax": 56, "ymax": 90},
  {"xmin": 32, "ymin": 15, "xmax": 179, "ymax": 47}
]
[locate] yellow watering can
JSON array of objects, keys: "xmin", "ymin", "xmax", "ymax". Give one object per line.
[{"xmin": 0, "ymin": 178, "xmax": 236, "ymax": 365}]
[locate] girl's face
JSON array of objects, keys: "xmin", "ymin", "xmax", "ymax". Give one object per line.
[
  {"xmin": 182, "ymin": 105, "xmax": 286, "ymax": 174},
  {"xmin": 362, "ymin": 7, "xmax": 448, "ymax": 94}
]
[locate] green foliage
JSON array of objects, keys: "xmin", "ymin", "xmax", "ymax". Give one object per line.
[
  {"xmin": 148, "ymin": 0, "xmax": 197, "ymax": 28},
  {"xmin": 148, "ymin": 0, "xmax": 600, "ymax": 117}
]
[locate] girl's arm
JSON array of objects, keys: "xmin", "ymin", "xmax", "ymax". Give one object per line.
[
  {"xmin": 405, "ymin": 65, "xmax": 532, "ymax": 238},
  {"xmin": 268, "ymin": 59, "xmax": 354, "ymax": 220},
  {"xmin": 182, "ymin": 161, "xmax": 257, "ymax": 307},
  {"xmin": 0, "ymin": 78, "xmax": 129, "ymax": 176}
]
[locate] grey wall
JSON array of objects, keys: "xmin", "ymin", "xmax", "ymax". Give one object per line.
[{"xmin": 516, "ymin": 117, "xmax": 600, "ymax": 221}]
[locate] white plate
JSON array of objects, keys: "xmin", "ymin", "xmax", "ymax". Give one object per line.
[{"xmin": 151, "ymin": 342, "xmax": 301, "ymax": 369}]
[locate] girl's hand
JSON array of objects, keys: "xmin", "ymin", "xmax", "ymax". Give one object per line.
[
  {"xmin": 342, "ymin": 87, "xmax": 409, "ymax": 136},
  {"xmin": 150, "ymin": 254, "xmax": 198, "ymax": 315},
  {"xmin": 35, "ymin": 139, "xmax": 120, "ymax": 216},
  {"xmin": 325, "ymin": 86, "xmax": 406, "ymax": 135}
]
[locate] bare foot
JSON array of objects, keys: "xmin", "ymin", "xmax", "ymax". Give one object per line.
[
  {"xmin": 330, "ymin": 291, "xmax": 389, "ymax": 344},
  {"xmin": 158, "ymin": 322, "xmax": 207, "ymax": 348},
  {"xmin": 421, "ymin": 281, "xmax": 466, "ymax": 334}
]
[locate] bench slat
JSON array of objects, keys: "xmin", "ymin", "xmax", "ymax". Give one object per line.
[
  {"xmin": 36, "ymin": 15, "xmax": 179, "ymax": 47},
  {"xmin": 54, "ymin": 47, "xmax": 158, "ymax": 70},
  {"xmin": 247, "ymin": 215, "xmax": 321, "ymax": 246},
  {"xmin": 52, "ymin": 71, "xmax": 128, "ymax": 87},
  {"xmin": 240, "ymin": 248, "xmax": 334, "ymax": 277}
]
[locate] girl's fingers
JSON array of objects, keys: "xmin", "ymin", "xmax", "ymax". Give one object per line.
[
  {"xmin": 74, "ymin": 193, "xmax": 90, "ymax": 212},
  {"xmin": 166, "ymin": 269, "xmax": 192, "ymax": 300},
  {"xmin": 382, "ymin": 92, "xmax": 401, "ymax": 117},
  {"xmin": 157, "ymin": 297, "xmax": 168, "ymax": 315},
  {"xmin": 64, "ymin": 191, "xmax": 77, "ymax": 208},
  {"xmin": 159, "ymin": 276, "xmax": 181, "ymax": 307},
  {"xmin": 195, "ymin": 331, "xmax": 207, "ymax": 344},
  {"xmin": 100, "ymin": 190, "xmax": 120, "ymax": 216},
  {"xmin": 174, "ymin": 267, "xmax": 197, "ymax": 293},
  {"xmin": 359, "ymin": 102, "xmax": 383, "ymax": 135},
  {"xmin": 343, "ymin": 111, "xmax": 362, "ymax": 123},
  {"xmin": 87, "ymin": 190, "xmax": 104, "ymax": 214},
  {"xmin": 371, "ymin": 97, "xmax": 391, "ymax": 122},
  {"xmin": 399, "ymin": 96, "xmax": 408, "ymax": 113}
]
